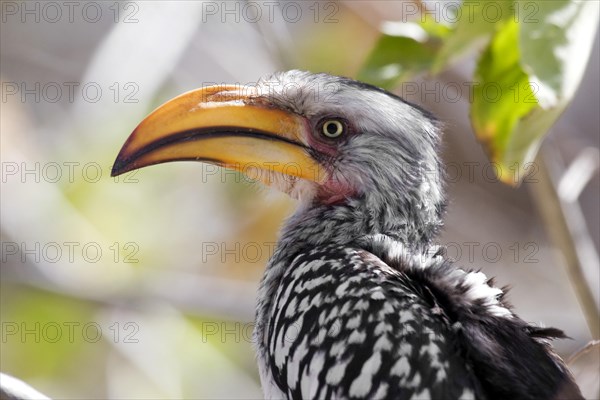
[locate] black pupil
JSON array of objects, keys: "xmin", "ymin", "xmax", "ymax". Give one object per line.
[{"xmin": 326, "ymin": 122, "xmax": 339, "ymax": 135}]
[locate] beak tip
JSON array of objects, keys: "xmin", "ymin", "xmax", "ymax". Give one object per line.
[
  {"xmin": 111, "ymin": 157, "xmax": 128, "ymax": 177},
  {"xmin": 110, "ymin": 165, "xmax": 121, "ymax": 178}
]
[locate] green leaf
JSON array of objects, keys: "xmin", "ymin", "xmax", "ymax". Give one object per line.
[
  {"xmin": 518, "ymin": 0, "xmax": 599, "ymax": 108},
  {"xmin": 471, "ymin": 19, "xmax": 537, "ymax": 184},
  {"xmin": 471, "ymin": 1, "xmax": 599, "ymax": 184},
  {"xmin": 431, "ymin": 0, "xmax": 514, "ymax": 74},
  {"xmin": 358, "ymin": 20, "xmax": 448, "ymax": 88}
]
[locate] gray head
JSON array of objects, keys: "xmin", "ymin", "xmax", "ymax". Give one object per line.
[{"xmin": 255, "ymin": 71, "xmax": 445, "ymax": 244}]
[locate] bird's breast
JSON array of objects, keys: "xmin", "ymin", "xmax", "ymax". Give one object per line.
[{"xmin": 260, "ymin": 244, "xmax": 478, "ymax": 400}]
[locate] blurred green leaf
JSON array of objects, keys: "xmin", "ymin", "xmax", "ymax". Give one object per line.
[
  {"xmin": 358, "ymin": 36, "xmax": 436, "ymax": 88},
  {"xmin": 471, "ymin": 1, "xmax": 599, "ymax": 184},
  {"xmin": 471, "ymin": 19, "xmax": 537, "ymax": 184},
  {"xmin": 519, "ymin": 1, "xmax": 599, "ymax": 108},
  {"xmin": 360, "ymin": 1, "xmax": 598, "ymax": 185},
  {"xmin": 358, "ymin": 20, "xmax": 448, "ymax": 88},
  {"xmin": 431, "ymin": 0, "xmax": 514, "ymax": 73}
]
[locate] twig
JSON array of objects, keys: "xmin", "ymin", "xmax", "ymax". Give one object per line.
[
  {"xmin": 567, "ymin": 340, "xmax": 600, "ymax": 365},
  {"xmin": 529, "ymin": 149, "xmax": 600, "ymax": 339}
]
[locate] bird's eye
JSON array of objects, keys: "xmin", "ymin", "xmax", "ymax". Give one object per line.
[{"xmin": 321, "ymin": 120, "xmax": 345, "ymax": 138}]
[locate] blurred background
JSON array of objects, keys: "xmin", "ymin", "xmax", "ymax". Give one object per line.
[{"xmin": 1, "ymin": 1, "xmax": 598, "ymax": 399}]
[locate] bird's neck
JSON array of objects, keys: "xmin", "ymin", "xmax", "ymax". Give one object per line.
[
  {"xmin": 254, "ymin": 192, "xmax": 443, "ymax": 358},
  {"xmin": 278, "ymin": 193, "xmax": 444, "ymax": 255}
]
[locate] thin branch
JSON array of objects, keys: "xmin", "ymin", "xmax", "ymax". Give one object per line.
[
  {"xmin": 567, "ymin": 340, "xmax": 600, "ymax": 365},
  {"xmin": 529, "ymin": 149, "xmax": 600, "ymax": 339}
]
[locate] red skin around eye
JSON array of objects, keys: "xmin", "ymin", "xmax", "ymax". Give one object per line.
[
  {"xmin": 302, "ymin": 121, "xmax": 338, "ymax": 157},
  {"xmin": 300, "ymin": 117, "xmax": 357, "ymax": 205}
]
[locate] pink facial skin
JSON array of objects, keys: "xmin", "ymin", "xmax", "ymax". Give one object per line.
[{"xmin": 301, "ymin": 116, "xmax": 358, "ymax": 205}]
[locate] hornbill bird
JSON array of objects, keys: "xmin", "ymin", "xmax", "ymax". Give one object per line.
[{"xmin": 112, "ymin": 71, "xmax": 582, "ymax": 400}]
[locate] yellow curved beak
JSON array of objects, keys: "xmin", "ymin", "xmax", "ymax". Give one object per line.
[{"xmin": 111, "ymin": 85, "xmax": 326, "ymax": 183}]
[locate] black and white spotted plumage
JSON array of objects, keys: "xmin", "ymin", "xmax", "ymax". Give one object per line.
[
  {"xmin": 258, "ymin": 234, "xmax": 580, "ymax": 400},
  {"xmin": 249, "ymin": 71, "xmax": 582, "ymax": 400},
  {"xmin": 264, "ymin": 243, "xmax": 479, "ymax": 399}
]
